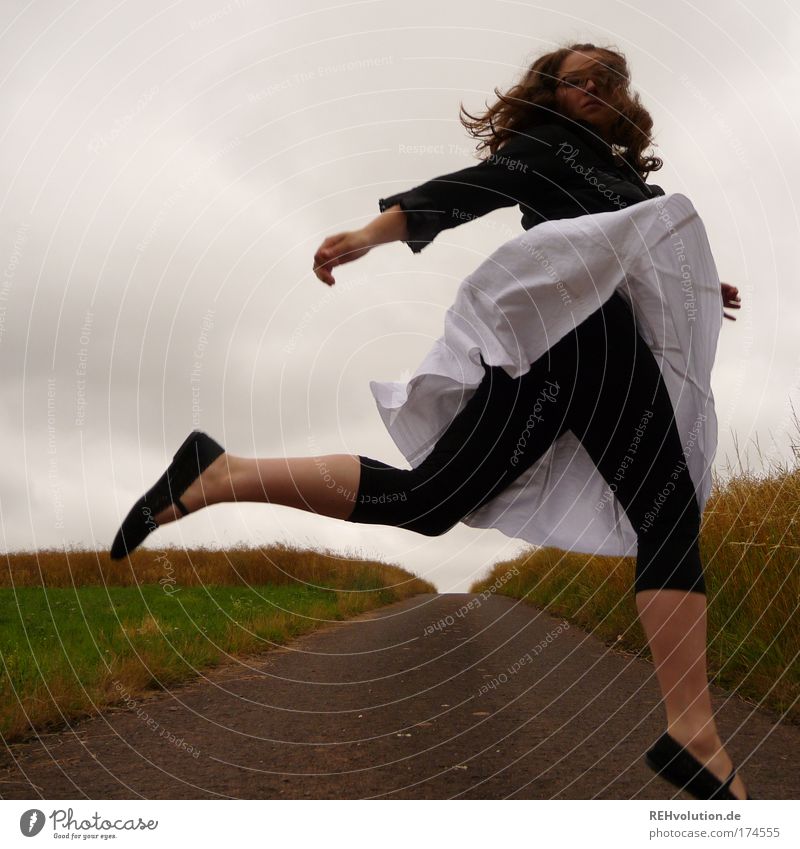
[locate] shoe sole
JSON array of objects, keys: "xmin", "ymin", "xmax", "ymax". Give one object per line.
[{"xmin": 644, "ymin": 739, "xmax": 749, "ymax": 800}]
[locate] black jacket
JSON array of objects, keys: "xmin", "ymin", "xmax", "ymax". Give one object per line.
[{"xmin": 379, "ymin": 115, "xmax": 664, "ymax": 253}]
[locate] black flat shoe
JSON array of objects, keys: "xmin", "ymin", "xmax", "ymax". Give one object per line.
[
  {"xmin": 645, "ymin": 732, "xmax": 751, "ymax": 800},
  {"xmin": 110, "ymin": 431, "xmax": 225, "ymax": 560}
]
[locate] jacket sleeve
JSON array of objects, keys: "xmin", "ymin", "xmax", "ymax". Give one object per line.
[{"xmin": 378, "ymin": 131, "xmax": 555, "ymax": 254}]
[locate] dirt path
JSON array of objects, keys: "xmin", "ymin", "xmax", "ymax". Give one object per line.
[{"xmin": 1, "ymin": 593, "xmax": 794, "ymax": 799}]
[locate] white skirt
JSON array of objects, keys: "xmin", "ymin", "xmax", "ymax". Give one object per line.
[{"xmin": 368, "ymin": 193, "xmax": 724, "ymax": 556}]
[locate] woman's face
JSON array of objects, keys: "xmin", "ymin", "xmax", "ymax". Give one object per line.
[{"xmin": 554, "ymin": 51, "xmax": 621, "ymax": 141}]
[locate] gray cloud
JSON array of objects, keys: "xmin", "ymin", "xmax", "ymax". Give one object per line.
[{"xmin": 1, "ymin": 0, "xmax": 797, "ymax": 590}]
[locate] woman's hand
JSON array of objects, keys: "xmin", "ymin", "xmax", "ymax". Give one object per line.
[
  {"xmin": 313, "ymin": 229, "xmax": 373, "ymax": 286},
  {"xmin": 721, "ymin": 282, "xmax": 742, "ymax": 321}
]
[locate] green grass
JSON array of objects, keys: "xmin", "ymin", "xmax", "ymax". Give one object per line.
[{"xmin": 0, "ymin": 548, "xmax": 434, "ymax": 743}]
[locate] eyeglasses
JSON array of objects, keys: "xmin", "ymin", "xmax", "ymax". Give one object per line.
[{"xmin": 556, "ymin": 71, "xmax": 625, "ymax": 93}]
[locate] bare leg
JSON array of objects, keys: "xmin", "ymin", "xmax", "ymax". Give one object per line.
[
  {"xmin": 636, "ymin": 588, "xmax": 749, "ymax": 799},
  {"xmin": 153, "ymin": 456, "xmax": 752, "ymax": 797},
  {"xmin": 152, "ymin": 452, "xmax": 361, "ymax": 526}
]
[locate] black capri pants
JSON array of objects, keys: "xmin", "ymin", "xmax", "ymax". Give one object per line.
[{"xmin": 346, "ymin": 292, "xmax": 706, "ymax": 595}]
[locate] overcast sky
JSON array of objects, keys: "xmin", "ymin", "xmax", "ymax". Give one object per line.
[{"xmin": 0, "ymin": 0, "xmax": 798, "ymax": 592}]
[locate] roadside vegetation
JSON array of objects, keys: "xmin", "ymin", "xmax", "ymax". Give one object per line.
[
  {"xmin": 470, "ymin": 459, "xmax": 800, "ymax": 722},
  {"xmin": 0, "ymin": 544, "xmax": 435, "ymax": 742}
]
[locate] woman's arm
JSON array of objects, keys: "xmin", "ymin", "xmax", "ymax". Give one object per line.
[
  {"xmin": 364, "ymin": 202, "xmax": 409, "ymax": 245},
  {"xmin": 374, "ymin": 132, "xmax": 553, "ymax": 254},
  {"xmin": 313, "ymin": 130, "xmax": 557, "ymax": 283},
  {"xmin": 312, "ymin": 204, "xmax": 408, "ymax": 286}
]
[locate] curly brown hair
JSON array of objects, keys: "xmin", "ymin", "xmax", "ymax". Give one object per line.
[{"xmin": 459, "ymin": 42, "xmax": 663, "ymax": 180}]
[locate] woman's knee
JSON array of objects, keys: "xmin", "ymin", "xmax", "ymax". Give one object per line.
[
  {"xmin": 631, "ymin": 477, "xmax": 706, "ymax": 592},
  {"xmin": 345, "ymin": 457, "xmax": 462, "ymax": 536},
  {"xmin": 400, "ymin": 509, "xmax": 459, "ymax": 537},
  {"xmin": 634, "ymin": 516, "xmax": 705, "ymax": 594},
  {"xmin": 350, "ymin": 498, "xmax": 460, "ymax": 537}
]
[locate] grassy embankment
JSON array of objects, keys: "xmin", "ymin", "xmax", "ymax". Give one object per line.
[
  {"xmin": 470, "ymin": 463, "xmax": 800, "ymax": 722},
  {"xmin": 0, "ymin": 545, "xmax": 435, "ymax": 742}
]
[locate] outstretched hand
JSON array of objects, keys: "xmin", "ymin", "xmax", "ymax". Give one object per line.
[
  {"xmin": 313, "ymin": 229, "xmax": 373, "ymax": 286},
  {"xmin": 721, "ymin": 282, "xmax": 741, "ymax": 321}
]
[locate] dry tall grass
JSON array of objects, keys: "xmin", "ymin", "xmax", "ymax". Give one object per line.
[
  {"xmin": 470, "ymin": 463, "xmax": 800, "ymax": 723},
  {"xmin": 0, "ymin": 542, "xmax": 435, "ymax": 595}
]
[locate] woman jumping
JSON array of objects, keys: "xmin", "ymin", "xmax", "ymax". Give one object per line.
[{"xmin": 111, "ymin": 42, "xmax": 748, "ymax": 800}]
